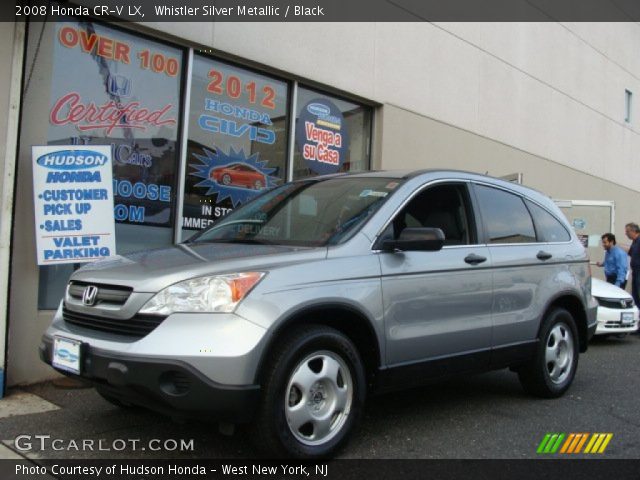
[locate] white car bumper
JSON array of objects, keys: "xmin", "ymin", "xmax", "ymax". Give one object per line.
[{"xmin": 595, "ymin": 305, "xmax": 639, "ymax": 335}]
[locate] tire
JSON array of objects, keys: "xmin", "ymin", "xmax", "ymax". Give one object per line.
[
  {"xmin": 254, "ymin": 180, "xmax": 263, "ymax": 190},
  {"xmin": 222, "ymin": 174, "xmax": 232, "ymax": 185},
  {"xmin": 518, "ymin": 307, "xmax": 579, "ymax": 398},
  {"xmin": 252, "ymin": 325, "xmax": 366, "ymax": 458}
]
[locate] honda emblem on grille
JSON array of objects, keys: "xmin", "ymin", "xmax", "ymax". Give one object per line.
[
  {"xmin": 622, "ymin": 300, "xmax": 628, "ymax": 308},
  {"xmin": 82, "ymin": 286, "xmax": 99, "ymax": 306}
]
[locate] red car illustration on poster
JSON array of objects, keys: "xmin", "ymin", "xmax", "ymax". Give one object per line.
[{"xmin": 209, "ymin": 163, "xmax": 267, "ymax": 190}]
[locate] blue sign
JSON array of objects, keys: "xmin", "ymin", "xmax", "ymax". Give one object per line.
[
  {"xmin": 36, "ymin": 149, "xmax": 108, "ymax": 170},
  {"xmin": 295, "ymin": 98, "xmax": 349, "ymax": 175},
  {"xmin": 572, "ymin": 218, "xmax": 587, "ymax": 230},
  {"xmin": 32, "ymin": 145, "xmax": 116, "ymax": 265}
]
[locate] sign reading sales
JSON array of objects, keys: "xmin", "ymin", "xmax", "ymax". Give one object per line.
[{"xmin": 32, "ymin": 145, "xmax": 116, "ymax": 265}]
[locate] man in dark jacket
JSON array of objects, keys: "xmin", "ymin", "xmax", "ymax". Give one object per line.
[{"xmin": 624, "ymin": 222, "xmax": 640, "ymax": 308}]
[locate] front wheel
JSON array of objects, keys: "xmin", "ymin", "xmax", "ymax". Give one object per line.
[
  {"xmin": 518, "ymin": 307, "xmax": 579, "ymax": 398},
  {"xmin": 253, "ymin": 325, "xmax": 366, "ymax": 458}
]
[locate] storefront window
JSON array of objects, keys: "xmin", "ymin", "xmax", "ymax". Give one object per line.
[
  {"xmin": 181, "ymin": 56, "xmax": 289, "ymax": 239},
  {"xmin": 33, "ymin": 20, "xmax": 184, "ymax": 308},
  {"xmin": 293, "ymin": 86, "xmax": 372, "ymax": 179},
  {"xmin": 22, "ymin": 19, "xmax": 373, "ymax": 310}
]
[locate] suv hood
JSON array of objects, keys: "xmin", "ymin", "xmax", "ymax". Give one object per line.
[{"xmin": 72, "ymin": 242, "xmax": 326, "ymax": 292}]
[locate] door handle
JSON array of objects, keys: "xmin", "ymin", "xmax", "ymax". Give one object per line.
[
  {"xmin": 537, "ymin": 251, "xmax": 552, "ymax": 261},
  {"xmin": 464, "ymin": 254, "xmax": 487, "ymax": 265}
]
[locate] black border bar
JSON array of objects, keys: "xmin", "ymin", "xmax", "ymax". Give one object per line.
[{"xmin": 10, "ymin": 0, "xmax": 640, "ymax": 22}]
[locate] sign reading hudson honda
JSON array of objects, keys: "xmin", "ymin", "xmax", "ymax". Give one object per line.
[{"xmin": 32, "ymin": 145, "xmax": 116, "ymax": 265}]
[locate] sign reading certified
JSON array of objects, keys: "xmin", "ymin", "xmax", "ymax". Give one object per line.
[
  {"xmin": 32, "ymin": 145, "xmax": 116, "ymax": 265},
  {"xmin": 295, "ymin": 99, "xmax": 349, "ymax": 175}
]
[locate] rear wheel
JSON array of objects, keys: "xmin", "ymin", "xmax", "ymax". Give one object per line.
[
  {"xmin": 253, "ymin": 325, "xmax": 366, "ymax": 458},
  {"xmin": 518, "ymin": 307, "xmax": 579, "ymax": 398},
  {"xmin": 222, "ymin": 174, "xmax": 232, "ymax": 185}
]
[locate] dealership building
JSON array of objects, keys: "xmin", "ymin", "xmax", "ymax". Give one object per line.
[{"xmin": 0, "ymin": 19, "xmax": 638, "ymax": 395}]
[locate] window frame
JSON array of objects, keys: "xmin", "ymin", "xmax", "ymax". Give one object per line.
[
  {"xmin": 292, "ymin": 83, "xmax": 374, "ymax": 181},
  {"xmin": 625, "ymin": 89, "xmax": 632, "ymax": 124},
  {"xmin": 373, "ymin": 180, "xmax": 480, "ymax": 250},
  {"xmin": 524, "ymin": 198, "xmax": 572, "ymax": 244},
  {"xmin": 470, "ymin": 182, "xmax": 538, "ymax": 246}
]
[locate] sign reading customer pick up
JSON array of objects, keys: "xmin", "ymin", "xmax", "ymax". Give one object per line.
[{"xmin": 32, "ymin": 145, "xmax": 116, "ymax": 265}]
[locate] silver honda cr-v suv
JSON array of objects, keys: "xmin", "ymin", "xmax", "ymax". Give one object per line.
[{"xmin": 40, "ymin": 170, "xmax": 597, "ymax": 458}]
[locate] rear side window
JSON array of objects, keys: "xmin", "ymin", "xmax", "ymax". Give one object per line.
[
  {"xmin": 525, "ymin": 200, "xmax": 571, "ymax": 242},
  {"xmin": 475, "ymin": 185, "xmax": 536, "ymax": 244}
]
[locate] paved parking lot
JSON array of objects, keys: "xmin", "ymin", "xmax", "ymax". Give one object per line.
[{"xmin": 1, "ymin": 335, "xmax": 639, "ymax": 460}]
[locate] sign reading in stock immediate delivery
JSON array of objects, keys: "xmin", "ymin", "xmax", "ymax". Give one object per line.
[{"xmin": 32, "ymin": 145, "xmax": 116, "ymax": 265}]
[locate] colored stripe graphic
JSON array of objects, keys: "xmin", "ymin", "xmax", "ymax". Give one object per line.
[
  {"xmin": 543, "ymin": 433, "xmax": 613, "ymax": 454},
  {"xmin": 573, "ymin": 433, "xmax": 589, "ymax": 453},
  {"xmin": 560, "ymin": 433, "xmax": 575, "ymax": 453},
  {"xmin": 537, "ymin": 433, "xmax": 565, "ymax": 454},
  {"xmin": 584, "ymin": 434, "xmax": 599, "ymax": 453},
  {"xmin": 585, "ymin": 434, "xmax": 613, "ymax": 454},
  {"xmin": 537, "ymin": 434, "xmax": 552, "ymax": 454}
]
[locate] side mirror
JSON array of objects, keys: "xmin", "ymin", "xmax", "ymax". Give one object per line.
[{"xmin": 382, "ymin": 227, "xmax": 445, "ymax": 252}]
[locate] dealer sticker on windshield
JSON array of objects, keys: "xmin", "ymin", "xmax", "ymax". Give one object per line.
[
  {"xmin": 360, "ymin": 189, "xmax": 388, "ymax": 198},
  {"xmin": 52, "ymin": 336, "xmax": 82, "ymax": 374}
]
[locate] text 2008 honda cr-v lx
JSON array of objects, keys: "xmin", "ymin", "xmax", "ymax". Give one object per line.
[{"xmin": 40, "ymin": 170, "xmax": 597, "ymax": 458}]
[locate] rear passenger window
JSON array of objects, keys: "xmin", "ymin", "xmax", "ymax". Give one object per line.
[
  {"xmin": 475, "ymin": 185, "xmax": 536, "ymax": 244},
  {"xmin": 525, "ymin": 200, "xmax": 571, "ymax": 242}
]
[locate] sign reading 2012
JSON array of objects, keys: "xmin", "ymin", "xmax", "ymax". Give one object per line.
[{"xmin": 32, "ymin": 145, "xmax": 116, "ymax": 265}]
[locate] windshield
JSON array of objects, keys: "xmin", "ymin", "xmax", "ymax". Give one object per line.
[{"xmin": 189, "ymin": 177, "xmax": 403, "ymax": 247}]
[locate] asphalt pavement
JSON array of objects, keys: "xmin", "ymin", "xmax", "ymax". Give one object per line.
[{"xmin": 1, "ymin": 334, "xmax": 639, "ymax": 460}]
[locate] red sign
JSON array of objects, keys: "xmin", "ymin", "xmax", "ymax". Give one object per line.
[{"xmin": 50, "ymin": 92, "xmax": 177, "ymax": 135}]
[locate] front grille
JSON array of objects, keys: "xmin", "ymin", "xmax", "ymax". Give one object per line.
[
  {"xmin": 596, "ymin": 297, "xmax": 634, "ymax": 309},
  {"xmin": 68, "ymin": 281, "xmax": 132, "ymax": 306},
  {"xmin": 62, "ymin": 306, "xmax": 166, "ymax": 339}
]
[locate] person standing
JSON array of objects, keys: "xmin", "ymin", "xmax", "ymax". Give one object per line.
[
  {"xmin": 625, "ymin": 223, "xmax": 640, "ymax": 307},
  {"xmin": 597, "ymin": 233, "xmax": 628, "ymax": 289}
]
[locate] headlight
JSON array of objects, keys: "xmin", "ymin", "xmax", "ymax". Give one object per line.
[{"xmin": 139, "ymin": 272, "xmax": 265, "ymax": 315}]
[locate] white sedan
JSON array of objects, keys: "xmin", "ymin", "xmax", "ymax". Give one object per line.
[{"xmin": 591, "ymin": 277, "xmax": 639, "ymax": 336}]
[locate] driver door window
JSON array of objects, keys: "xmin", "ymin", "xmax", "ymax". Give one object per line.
[{"xmin": 388, "ymin": 183, "xmax": 476, "ymax": 246}]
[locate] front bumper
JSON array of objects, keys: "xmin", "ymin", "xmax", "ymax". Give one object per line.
[
  {"xmin": 39, "ymin": 336, "xmax": 260, "ymax": 423},
  {"xmin": 594, "ymin": 306, "xmax": 639, "ymax": 335}
]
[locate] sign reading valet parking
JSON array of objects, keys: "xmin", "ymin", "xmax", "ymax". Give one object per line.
[{"xmin": 32, "ymin": 145, "xmax": 116, "ymax": 265}]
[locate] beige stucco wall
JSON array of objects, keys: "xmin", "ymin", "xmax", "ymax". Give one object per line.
[
  {"xmin": 162, "ymin": 22, "xmax": 640, "ymax": 193},
  {"xmin": 0, "ymin": 22, "xmax": 20, "ymax": 385},
  {"xmin": 7, "ymin": 22, "xmax": 60, "ymax": 386},
  {"xmin": 378, "ymin": 103, "xmax": 640, "ymax": 253}
]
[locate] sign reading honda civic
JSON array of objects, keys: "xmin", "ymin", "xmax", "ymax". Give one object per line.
[
  {"xmin": 295, "ymin": 99, "xmax": 349, "ymax": 175},
  {"xmin": 32, "ymin": 145, "xmax": 116, "ymax": 265}
]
